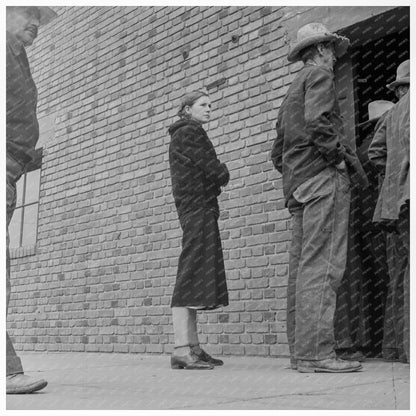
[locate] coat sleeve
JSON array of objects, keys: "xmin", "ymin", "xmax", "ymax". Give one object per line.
[
  {"xmin": 271, "ymin": 119, "xmax": 283, "ymax": 173},
  {"xmin": 304, "ymin": 68, "xmax": 346, "ymax": 166},
  {"xmin": 368, "ymin": 116, "xmax": 388, "ymax": 173},
  {"xmin": 179, "ymin": 125, "xmax": 230, "ymax": 187},
  {"xmin": 398, "ymin": 92, "xmax": 410, "ymax": 156}
]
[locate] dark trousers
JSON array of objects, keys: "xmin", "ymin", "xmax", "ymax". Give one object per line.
[
  {"xmin": 334, "ymin": 185, "xmax": 389, "ymax": 354},
  {"xmin": 287, "ymin": 166, "xmax": 351, "ymax": 360},
  {"xmin": 400, "ymin": 203, "xmax": 410, "ymax": 362},
  {"xmin": 6, "ymin": 154, "xmax": 25, "ymax": 376},
  {"xmin": 383, "ymin": 202, "xmax": 409, "ymax": 362}
]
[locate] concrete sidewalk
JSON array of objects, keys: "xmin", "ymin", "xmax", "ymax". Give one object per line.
[{"xmin": 6, "ymin": 351, "xmax": 410, "ymax": 410}]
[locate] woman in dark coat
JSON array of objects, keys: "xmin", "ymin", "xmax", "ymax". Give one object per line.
[{"xmin": 168, "ymin": 90, "xmax": 229, "ymax": 369}]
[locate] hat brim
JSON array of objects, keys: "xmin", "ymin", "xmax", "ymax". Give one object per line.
[
  {"xmin": 37, "ymin": 7, "xmax": 58, "ymax": 26},
  {"xmin": 387, "ymin": 78, "xmax": 410, "ymax": 91},
  {"xmin": 7, "ymin": 6, "xmax": 57, "ymax": 26},
  {"xmin": 287, "ymin": 33, "xmax": 350, "ymax": 63}
]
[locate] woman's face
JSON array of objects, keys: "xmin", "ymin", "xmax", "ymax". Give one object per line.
[{"xmin": 185, "ymin": 95, "xmax": 211, "ymax": 124}]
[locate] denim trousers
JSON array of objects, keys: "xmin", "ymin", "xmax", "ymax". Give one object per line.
[
  {"xmin": 6, "ymin": 154, "xmax": 25, "ymax": 375},
  {"xmin": 286, "ymin": 165, "xmax": 351, "ymax": 360}
]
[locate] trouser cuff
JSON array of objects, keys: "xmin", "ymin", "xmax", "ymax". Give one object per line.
[{"xmin": 6, "ymin": 356, "xmax": 23, "ymax": 376}]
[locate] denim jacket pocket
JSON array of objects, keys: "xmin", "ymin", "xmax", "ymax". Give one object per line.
[{"xmin": 293, "ymin": 167, "xmax": 335, "ymax": 204}]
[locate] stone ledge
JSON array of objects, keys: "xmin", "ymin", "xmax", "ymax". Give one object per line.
[{"xmin": 10, "ymin": 245, "xmax": 37, "ymax": 259}]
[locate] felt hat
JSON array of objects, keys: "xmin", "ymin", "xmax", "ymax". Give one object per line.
[
  {"xmin": 7, "ymin": 6, "xmax": 58, "ymax": 26},
  {"xmin": 358, "ymin": 100, "xmax": 394, "ymax": 127},
  {"xmin": 288, "ymin": 22, "xmax": 350, "ymax": 63},
  {"xmin": 387, "ymin": 60, "xmax": 410, "ymax": 90}
]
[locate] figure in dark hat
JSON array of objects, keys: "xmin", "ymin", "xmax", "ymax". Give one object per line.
[
  {"xmin": 6, "ymin": 6, "xmax": 57, "ymax": 394},
  {"xmin": 368, "ymin": 60, "xmax": 410, "ymax": 363}
]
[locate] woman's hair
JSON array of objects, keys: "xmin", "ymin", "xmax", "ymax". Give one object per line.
[{"xmin": 178, "ymin": 90, "xmax": 209, "ymax": 118}]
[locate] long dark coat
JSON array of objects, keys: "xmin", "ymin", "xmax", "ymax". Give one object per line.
[{"xmin": 168, "ymin": 118, "xmax": 229, "ymax": 309}]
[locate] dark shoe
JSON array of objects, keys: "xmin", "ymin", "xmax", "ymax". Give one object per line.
[
  {"xmin": 337, "ymin": 349, "xmax": 366, "ymax": 362},
  {"xmin": 6, "ymin": 374, "xmax": 48, "ymax": 394},
  {"xmin": 171, "ymin": 351, "xmax": 214, "ymax": 370},
  {"xmin": 191, "ymin": 346, "xmax": 224, "ymax": 366},
  {"xmin": 297, "ymin": 358, "xmax": 362, "ymax": 373},
  {"xmin": 398, "ymin": 353, "xmax": 409, "ymax": 364},
  {"xmin": 290, "ymin": 357, "xmax": 297, "ymax": 370},
  {"xmin": 383, "ymin": 348, "xmax": 399, "ymax": 361},
  {"xmin": 383, "ymin": 357, "xmax": 400, "ymax": 362}
]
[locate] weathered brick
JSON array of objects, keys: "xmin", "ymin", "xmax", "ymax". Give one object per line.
[
  {"xmin": 223, "ymin": 345, "xmax": 245, "ymax": 356},
  {"xmin": 6, "ymin": 4, "xmax": 346, "ymax": 360}
]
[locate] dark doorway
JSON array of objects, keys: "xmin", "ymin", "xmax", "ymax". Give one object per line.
[
  {"xmin": 352, "ymin": 32, "xmax": 410, "ymax": 126},
  {"xmin": 334, "ymin": 7, "xmax": 409, "ymax": 358}
]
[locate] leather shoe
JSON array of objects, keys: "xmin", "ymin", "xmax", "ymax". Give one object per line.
[
  {"xmin": 171, "ymin": 351, "xmax": 214, "ymax": 370},
  {"xmin": 191, "ymin": 346, "xmax": 224, "ymax": 366},
  {"xmin": 297, "ymin": 358, "xmax": 362, "ymax": 373},
  {"xmin": 6, "ymin": 374, "xmax": 48, "ymax": 394}
]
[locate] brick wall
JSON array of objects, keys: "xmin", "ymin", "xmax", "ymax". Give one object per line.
[{"xmin": 7, "ymin": 5, "xmax": 388, "ymax": 357}]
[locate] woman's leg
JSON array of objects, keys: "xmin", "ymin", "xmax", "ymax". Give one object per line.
[
  {"xmin": 172, "ymin": 307, "xmax": 198, "ymax": 355},
  {"xmin": 171, "ymin": 307, "xmax": 213, "ymax": 369},
  {"xmin": 188, "ymin": 309, "xmax": 224, "ymax": 366},
  {"xmin": 188, "ymin": 309, "xmax": 204, "ymax": 354},
  {"xmin": 188, "ymin": 308, "xmax": 200, "ymax": 345}
]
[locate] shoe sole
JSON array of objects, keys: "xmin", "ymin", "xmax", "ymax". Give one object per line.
[
  {"xmin": 297, "ymin": 365, "xmax": 362, "ymax": 373},
  {"xmin": 171, "ymin": 364, "xmax": 213, "ymax": 370},
  {"xmin": 7, "ymin": 380, "xmax": 48, "ymax": 394},
  {"xmin": 337, "ymin": 356, "xmax": 366, "ymax": 362}
]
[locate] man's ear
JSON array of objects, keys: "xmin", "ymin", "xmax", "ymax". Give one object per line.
[{"xmin": 316, "ymin": 43, "xmax": 325, "ymax": 56}]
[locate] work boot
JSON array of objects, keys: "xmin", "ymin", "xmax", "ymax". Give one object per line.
[
  {"xmin": 297, "ymin": 358, "xmax": 362, "ymax": 373},
  {"xmin": 6, "ymin": 374, "xmax": 48, "ymax": 394}
]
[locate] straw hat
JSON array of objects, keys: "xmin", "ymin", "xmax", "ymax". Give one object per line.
[
  {"xmin": 288, "ymin": 22, "xmax": 350, "ymax": 63},
  {"xmin": 7, "ymin": 6, "xmax": 58, "ymax": 26},
  {"xmin": 358, "ymin": 100, "xmax": 394, "ymax": 127},
  {"xmin": 387, "ymin": 60, "xmax": 410, "ymax": 90}
]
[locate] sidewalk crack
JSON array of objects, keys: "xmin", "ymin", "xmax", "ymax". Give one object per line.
[{"xmin": 391, "ymin": 363, "xmax": 398, "ymax": 409}]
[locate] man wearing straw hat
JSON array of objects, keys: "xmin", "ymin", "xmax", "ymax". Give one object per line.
[
  {"xmin": 368, "ymin": 60, "xmax": 410, "ymax": 363},
  {"xmin": 271, "ymin": 22, "xmax": 368, "ymax": 373},
  {"xmin": 6, "ymin": 6, "xmax": 58, "ymax": 394}
]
